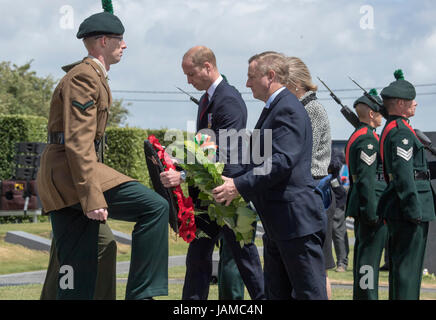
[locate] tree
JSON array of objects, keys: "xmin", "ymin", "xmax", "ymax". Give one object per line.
[
  {"xmin": 0, "ymin": 61, "xmax": 130, "ymax": 127},
  {"xmin": 107, "ymin": 98, "xmax": 130, "ymax": 127},
  {"xmin": 0, "ymin": 61, "xmax": 55, "ymax": 118}
]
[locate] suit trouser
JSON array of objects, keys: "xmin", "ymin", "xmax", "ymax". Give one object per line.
[
  {"xmin": 387, "ymin": 219, "xmax": 428, "ymax": 300},
  {"xmin": 40, "ymin": 222, "xmax": 117, "ymax": 300},
  {"xmin": 182, "ymin": 213, "xmax": 265, "ymax": 300},
  {"xmin": 50, "ymin": 181, "xmax": 169, "ymax": 300},
  {"xmin": 332, "ymin": 206, "xmax": 349, "ymax": 267},
  {"xmin": 263, "ymin": 230, "xmax": 327, "ymax": 300},
  {"xmin": 352, "ymin": 218, "xmax": 387, "ymax": 300}
]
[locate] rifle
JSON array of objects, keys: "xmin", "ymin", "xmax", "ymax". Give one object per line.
[
  {"xmin": 415, "ymin": 129, "xmax": 436, "ymax": 157},
  {"xmin": 317, "ymin": 77, "xmax": 360, "ymax": 128},
  {"xmin": 176, "ymin": 86, "xmax": 199, "ymax": 105},
  {"xmin": 348, "ymin": 77, "xmax": 389, "ymax": 119},
  {"xmin": 348, "ymin": 77, "xmax": 436, "ymax": 157}
]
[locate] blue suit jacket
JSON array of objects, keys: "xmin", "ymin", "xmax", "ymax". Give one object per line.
[
  {"xmin": 234, "ymin": 88, "xmax": 326, "ymax": 240},
  {"xmin": 197, "ymin": 80, "xmax": 248, "ymax": 178}
]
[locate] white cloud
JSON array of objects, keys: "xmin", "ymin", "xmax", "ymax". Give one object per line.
[{"xmin": 1, "ymin": 0, "xmax": 436, "ymax": 138}]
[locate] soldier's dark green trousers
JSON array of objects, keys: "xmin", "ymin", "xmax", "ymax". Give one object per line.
[
  {"xmin": 387, "ymin": 219, "xmax": 428, "ymax": 300},
  {"xmin": 41, "ymin": 222, "xmax": 117, "ymax": 300},
  {"xmin": 352, "ymin": 218, "xmax": 387, "ymax": 300},
  {"xmin": 49, "ymin": 181, "xmax": 169, "ymax": 300},
  {"xmin": 218, "ymin": 236, "xmax": 245, "ymax": 300}
]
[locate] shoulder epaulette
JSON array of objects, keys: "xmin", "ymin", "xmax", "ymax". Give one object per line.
[{"xmin": 345, "ymin": 127, "xmax": 368, "ymax": 168}]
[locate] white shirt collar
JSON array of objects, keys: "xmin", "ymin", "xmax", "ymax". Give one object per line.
[
  {"xmin": 265, "ymin": 87, "xmax": 286, "ymax": 109},
  {"xmin": 207, "ymin": 75, "xmax": 223, "ymax": 98},
  {"xmin": 88, "ymin": 55, "xmax": 108, "ymax": 79}
]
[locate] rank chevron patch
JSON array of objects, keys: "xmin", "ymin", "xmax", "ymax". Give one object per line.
[
  {"xmin": 397, "ymin": 146, "xmax": 413, "ymax": 161},
  {"xmin": 360, "ymin": 151, "xmax": 376, "ymax": 166}
]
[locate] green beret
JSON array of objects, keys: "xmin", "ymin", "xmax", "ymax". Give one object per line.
[
  {"xmin": 76, "ymin": 12, "xmax": 124, "ymax": 39},
  {"xmin": 380, "ymin": 69, "xmax": 416, "ymax": 100},
  {"xmin": 353, "ymin": 88, "xmax": 383, "ymax": 112}
]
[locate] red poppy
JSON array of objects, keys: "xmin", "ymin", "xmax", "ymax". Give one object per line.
[{"xmin": 147, "ymin": 135, "xmax": 197, "ymax": 243}]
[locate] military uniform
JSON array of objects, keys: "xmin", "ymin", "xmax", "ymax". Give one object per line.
[
  {"xmin": 41, "ymin": 223, "xmax": 117, "ymax": 300},
  {"xmin": 36, "ymin": 10, "xmax": 169, "ymax": 299},
  {"xmin": 345, "ymin": 118, "xmax": 387, "ymax": 299},
  {"xmin": 378, "ymin": 71, "xmax": 436, "ymax": 299}
]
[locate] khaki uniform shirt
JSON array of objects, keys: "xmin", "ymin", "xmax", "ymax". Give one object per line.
[{"xmin": 36, "ymin": 57, "xmax": 134, "ymax": 213}]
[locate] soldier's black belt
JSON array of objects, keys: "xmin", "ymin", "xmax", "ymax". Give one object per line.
[
  {"xmin": 48, "ymin": 131, "xmax": 65, "ymax": 144},
  {"xmin": 385, "ymin": 170, "xmax": 430, "ymax": 181},
  {"xmin": 48, "ymin": 132, "xmax": 101, "ymax": 152},
  {"xmin": 376, "ymin": 173, "xmax": 385, "ymax": 181},
  {"xmin": 414, "ymin": 170, "xmax": 431, "ymax": 181}
]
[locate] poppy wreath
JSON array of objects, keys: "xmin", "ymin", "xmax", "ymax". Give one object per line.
[{"xmin": 147, "ymin": 135, "xmax": 196, "ymax": 243}]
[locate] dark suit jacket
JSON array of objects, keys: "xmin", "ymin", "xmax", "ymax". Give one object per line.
[
  {"xmin": 234, "ymin": 88, "xmax": 326, "ymax": 240},
  {"xmin": 196, "ymin": 79, "xmax": 248, "ymax": 178}
]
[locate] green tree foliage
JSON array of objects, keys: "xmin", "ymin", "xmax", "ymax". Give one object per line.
[
  {"xmin": 0, "ymin": 60, "xmax": 130, "ymax": 127},
  {"xmin": 0, "ymin": 61, "xmax": 55, "ymax": 118},
  {"xmin": 107, "ymin": 98, "xmax": 130, "ymax": 127}
]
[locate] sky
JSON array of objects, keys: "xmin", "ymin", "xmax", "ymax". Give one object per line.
[{"xmin": 2, "ymin": 0, "xmax": 436, "ymax": 139}]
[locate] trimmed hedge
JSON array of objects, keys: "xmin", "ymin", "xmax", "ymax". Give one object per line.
[
  {"xmin": 105, "ymin": 127, "xmax": 150, "ymax": 187},
  {"xmin": 0, "ymin": 115, "xmax": 47, "ymax": 180},
  {"xmin": 0, "ymin": 114, "xmax": 47, "ymax": 223},
  {"xmin": 0, "ymin": 115, "xmax": 176, "ymax": 223},
  {"xmin": 105, "ymin": 127, "xmax": 184, "ymax": 187}
]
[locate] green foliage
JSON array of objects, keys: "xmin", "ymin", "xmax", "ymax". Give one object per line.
[
  {"xmin": 107, "ymin": 99, "xmax": 130, "ymax": 128},
  {"xmin": 0, "ymin": 61, "xmax": 55, "ymax": 118},
  {"xmin": 105, "ymin": 127, "xmax": 150, "ymax": 186},
  {"xmin": 0, "ymin": 115, "xmax": 47, "ymax": 180},
  {"xmin": 0, "ymin": 114, "xmax": 47, "ymax": 223},
  {"xmin": 0, "ymin": 60, "xmax": 129, "ymax": 127},
  {"xmin": 179, "ymin": 134, "xmax": 257, "ymax": 246}
]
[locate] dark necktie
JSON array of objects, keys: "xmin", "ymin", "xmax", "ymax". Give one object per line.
[
  {"xmin": 254, "ymin": 107, "xmax": 270, "ymax": 129},
  {"xmin": 199, "ymin": 93, "xmax": 209, "ymax": 121}
]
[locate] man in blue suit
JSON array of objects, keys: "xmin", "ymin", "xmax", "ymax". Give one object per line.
[
  {"xmin": 160, "ymin": 46, "xmax": 264, "ymax": 300},
  {"xmin": 213, "ymin": 51, "xmax": 327, "ymax": 300}
]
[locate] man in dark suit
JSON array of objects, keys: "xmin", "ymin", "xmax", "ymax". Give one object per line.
[
  {"xmin": 160, "ymin": 46, "xmax": 264, "ymax": 300},
  {"xmin": 213, "ymin": 51, "xmax": 327, "ymax": 300}
]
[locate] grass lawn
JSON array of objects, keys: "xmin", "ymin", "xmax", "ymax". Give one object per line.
[{"xmin": 1, "ymin": 221, "xmax": 436, "ymax": 299}]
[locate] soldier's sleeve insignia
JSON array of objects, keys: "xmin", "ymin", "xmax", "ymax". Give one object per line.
[
  {"xmin": 360, "ymin": 151, "xmax": 376, "ymax": 166},
  {"xmin": 402, "ymin": 138, "xmax": 409, "ymax": 145},
  {"xmin": 367, "ymin": 144, "xmax": 374, "ymax": 150},
  {"xmin": 397, "ymin": 146, "xmax": 413, "ymax": 161},
  {"xmin": 72, "ymin": 100, "xmax": 94, "ymax": 111}
]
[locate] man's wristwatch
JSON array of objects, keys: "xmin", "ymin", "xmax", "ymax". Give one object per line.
[{"xmin": 180, "ymin": 170, "xmax": 186, "ymax": 182}]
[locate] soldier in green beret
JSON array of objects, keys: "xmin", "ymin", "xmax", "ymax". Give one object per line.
[
  {"xmin": 36, "ymin": 1, "xmax": 169, "ymax": 299},
  {"xmin": 345, "ymin": 89, "xmax": 387, "ymax": 300},
  {"xmin": 378, "ymin": 70, "xmax": 436, "ymax": 300}
]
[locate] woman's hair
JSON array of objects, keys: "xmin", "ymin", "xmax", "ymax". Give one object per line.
[{"xmin": 286, "ymin": 57, "xmax": 318, "ymax": 92}]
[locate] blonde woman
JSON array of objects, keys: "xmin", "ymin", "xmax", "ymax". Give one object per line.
[{"xmin": 285, "ymin": 57, "xmax": 334, "ymax": 299}]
